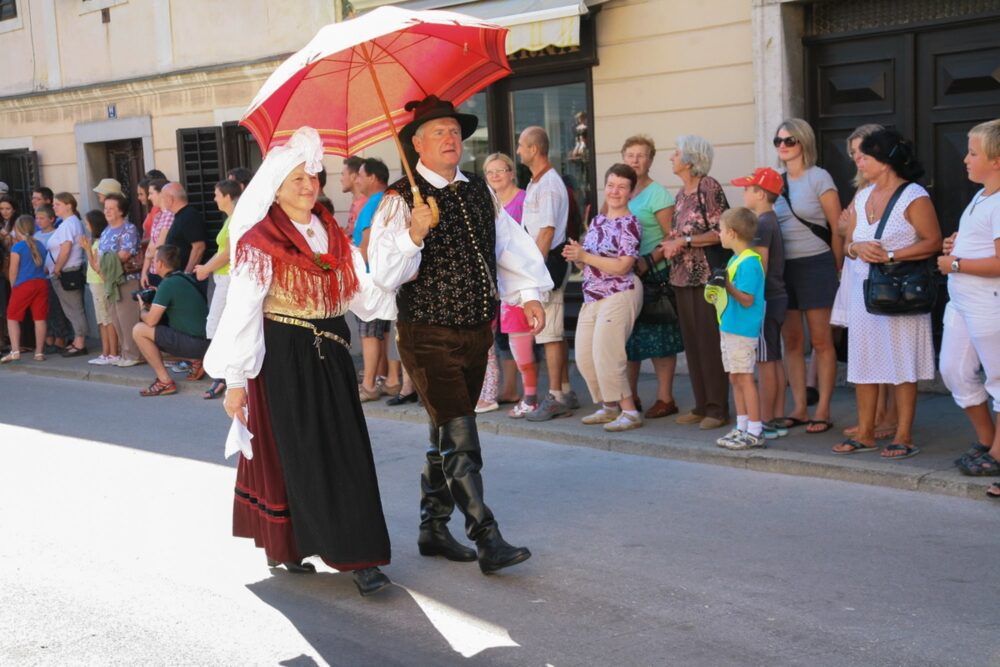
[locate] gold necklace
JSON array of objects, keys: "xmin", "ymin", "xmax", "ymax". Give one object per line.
[{"xmin": 865, "ymin": 184, "xmax": 897, "ymax": 223}]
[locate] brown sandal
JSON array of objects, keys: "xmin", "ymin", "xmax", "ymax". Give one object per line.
[
  {"xmin": 140, "ymin": 378, "xmax": 177, "ymax": 397},
  {"xmin": 186, "ymin": 360, "xmax": 205, "ymax": 381}
]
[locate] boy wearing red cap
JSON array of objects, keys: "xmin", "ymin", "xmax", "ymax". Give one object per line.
[{"xmin": 732, "ymin": 168, "xmax": 788, "ymax": 440}]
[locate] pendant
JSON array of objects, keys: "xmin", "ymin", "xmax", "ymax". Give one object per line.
[{"xmin": 306, "ymin": 228, "xmax": 315, "ymax": 237}]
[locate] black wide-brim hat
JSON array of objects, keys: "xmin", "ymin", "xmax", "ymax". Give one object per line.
[{"xmin": 399, "ymin": 95, "xmax": 478, "ymax": 147}]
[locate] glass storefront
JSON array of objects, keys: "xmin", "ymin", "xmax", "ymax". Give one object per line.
[{"xmin": 458, "ymin": 92, "xmax": 489, "ymax": 177}]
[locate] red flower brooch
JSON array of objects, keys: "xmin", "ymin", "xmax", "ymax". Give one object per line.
[{"xmin": 314, "ymin": 252, "xmax": 337, "ymax": 271}]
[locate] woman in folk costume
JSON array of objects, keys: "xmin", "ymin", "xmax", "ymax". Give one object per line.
[{"xmin": 204, "ymin": 127, "xmax": 394, "ymax": 597}]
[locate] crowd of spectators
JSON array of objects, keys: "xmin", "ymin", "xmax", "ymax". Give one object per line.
[{"xmin": 2, "ymin": 117, "xmax": 999, "ymax": 502}]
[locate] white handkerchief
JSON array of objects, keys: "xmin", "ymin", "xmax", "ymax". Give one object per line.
[{"xmin": 224, "ymin": 409, "xmax": 254, "ymax": 460}]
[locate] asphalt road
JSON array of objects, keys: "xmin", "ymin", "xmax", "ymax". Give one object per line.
[{"xmin": 1, "ymin": 373, "xmax": 998, "ymax": 667}]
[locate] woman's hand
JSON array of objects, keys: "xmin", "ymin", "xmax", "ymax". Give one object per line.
[
  {"xmin": 78, "ymin": 235, "xmax": 91, "ymax": 251},
  {"xmin": 660, "ymin": 237, "xmax": 684, "ymax": 259},
  {"xmin": 224, "ymin": 387, "xmax": 248, "ymax": 426},
  {"xmin": 856, "ymin": 241, "xmax": 889, "ymax": 264},
  {"xmin": 942, "ymin": 232, "xmax": 957, "ymax": 255},
  {"xmin": 562, "ymin": 238, "xmax": 586, "ymax": 263},
  {"xmin": 194, "ymin": 264, "xmax": 211, "ymax": 282}
]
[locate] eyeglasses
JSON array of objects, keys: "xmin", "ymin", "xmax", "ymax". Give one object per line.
[
  {"xmin": 485, "ymin": 168, "xmax": 511, "ymax": 176},
  {"xmin": 773, "ymin": 136, "xmax": 799, "ymax": 148}
]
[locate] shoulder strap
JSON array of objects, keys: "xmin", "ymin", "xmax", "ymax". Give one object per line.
[
  {"xmin": 174, "ymin": 272, "xmax": 208, "ymax": 302},
  {"xmin": 782, "ymin": 173, "xmax": 833, "ymax": 246},
  {"xmin": 872, "ymin": 182, "xmax": 912, "ymax": 241}
]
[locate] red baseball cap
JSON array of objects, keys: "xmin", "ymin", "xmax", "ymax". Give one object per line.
[{"xmin": 731, "ymin": 167, "xmax": 783, "ymax": 196}]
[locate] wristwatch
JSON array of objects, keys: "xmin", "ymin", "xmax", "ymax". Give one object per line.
[
  {"xmin": 685, "ymin": 235, "xmax": 692, "ymax": 248},
  {"xmin": 951, "ymin": 258, "xmax": 961, "ymax": 273},
  {"xmin": 887, "ymin": 250, "xmax": 896, "ymax": 262}
]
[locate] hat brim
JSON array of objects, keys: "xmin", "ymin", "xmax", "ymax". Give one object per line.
[
  {"xmin": 730, "ymin": 177, "xmax": 753, "ymax": 187},
  {"xmin": 399, "ymin": 110, "xmax": 478, "ymax": 148}
]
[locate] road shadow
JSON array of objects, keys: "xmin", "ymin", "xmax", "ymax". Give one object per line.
[{"xmin": 246, "ymin": 573, "xmax": 517, "ymax": 667}]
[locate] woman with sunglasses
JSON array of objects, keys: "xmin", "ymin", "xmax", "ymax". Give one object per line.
[{"xmin": 771, "ymin": 118, "xmax": 843, "ymax": 436}]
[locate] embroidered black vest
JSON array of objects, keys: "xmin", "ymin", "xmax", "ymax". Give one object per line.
[{"xmin": 392, "ymin": 171, "xmax": 498, "ymax": 327}]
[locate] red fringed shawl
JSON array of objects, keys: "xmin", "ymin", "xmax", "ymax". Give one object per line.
[{"xmin": 236, "ymin": 203, "xmax": 359, "ymax": 313}]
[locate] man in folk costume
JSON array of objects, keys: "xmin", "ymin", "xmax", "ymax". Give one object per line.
[
  {"xmin": 205, "ymin": 127, "xmax": 395, "ymax": 597},
  {"xmin": 370, "ymin": 96, "xmax": 554, "ymax": 574}
]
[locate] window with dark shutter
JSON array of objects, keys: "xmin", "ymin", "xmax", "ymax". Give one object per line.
[
  {"xmin": 0, "ymin": 149, "xmax": 39, "ymax": 214},
  {"xmin": 222, "ymin": 122, "xmax": 263, "ymax": 175},
  {"xmin": 0, "ymin": 0, "xmax": 17, "ymax": 22},
  {"xmin": 176, "ymin": 127, "xmax": 225, "ymax": 254}
]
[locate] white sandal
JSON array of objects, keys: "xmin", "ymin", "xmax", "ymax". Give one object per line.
[{"xmin": 1, "ymin": 351, "xmax": 21, "ymax": 363}]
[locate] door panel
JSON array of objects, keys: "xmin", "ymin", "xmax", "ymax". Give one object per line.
[
  {"xmin": 916, "ymin": 21, "xmax": 1000, "ymax": 236},
  {"xmin": 807, "ymin": 34, "xmax": 911, "ymax": 208},
  {"xmin": 106, "ymin": 139, "xmax": 144, "ymax": 224}
]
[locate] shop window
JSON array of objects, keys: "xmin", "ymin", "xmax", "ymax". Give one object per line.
[{"xmin": 458, "ymin": 92, "xmax": 489, "ymax": 177}]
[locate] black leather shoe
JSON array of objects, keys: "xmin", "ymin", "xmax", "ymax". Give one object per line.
[
  {"xmin": 386, "ymin": 392, "xmax": 419, "ymax": 406},
  {"xmin": 352, "ymin": 567, "xmax": 391, "ymax": 596},
  {"xmin": 267, "ymin": 557, "xmax": 316, "ymax": 574},
  {"xmin": 477, "ymin": 532, "xmax": 531, "ymax": 575},
  {"xmin": 418, "ymin": 524, "xmax": 477, "ymax": 562}
]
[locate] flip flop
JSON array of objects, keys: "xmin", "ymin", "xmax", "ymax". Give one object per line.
[
  {"xmin": 987, "ymin": 483, "xmax": 1000, "ymax": 499},
  {"xmin": 806, "ymin": 420, "xmax": 834, "ymax": 434},
  {"xmin": 773, "ymin": 416, "xmax": 809, "ymax": 430},
  {"xmin": 881, "ymin": 443, "xmax": 920, "ymax": 460},
  {"xmin": 832, "ymin": 438, "xmax": 878, "ymax": 455}
]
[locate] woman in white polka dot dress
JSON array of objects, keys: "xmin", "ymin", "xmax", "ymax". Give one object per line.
[{"xmin": 834, "ymin": 129, "xmax": 942, "ymax": 460}]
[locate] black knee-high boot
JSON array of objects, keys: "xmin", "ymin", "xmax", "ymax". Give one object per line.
[
  {"xmin": 439, "ymin": 415, "xmax": 531, "ymax": 574},
  {"xmin": 418, "ymin": 421, "xmax": 476, "ymax": 561}
]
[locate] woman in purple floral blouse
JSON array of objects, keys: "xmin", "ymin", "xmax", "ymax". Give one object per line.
[
  {"xmin": 563, "ymin": 164, "xmax": 644, "ymax": 433},
  {"xmin": 660, "ymin": 135, "xmax": 731, "ymax": 430}
]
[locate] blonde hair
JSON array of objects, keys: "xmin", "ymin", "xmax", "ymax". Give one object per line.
[
  {"xmin": 775, "ymin": 118, "xmax": 818, "ymax": 168},
  {"xmin": 484, "ymin": 152, "xmax": 515, "ymax": 172},
  {"xmin": 621, "ymin": 135, "xmax": 656, "ymax": 160},
  {"xmin": 846, "ymin": 123, "xmax": 884, "ymax": 188},
  {"xmin": 720, "ymin": 207, "xmax": 758, "ymax": 243},
  {"xmin": 15, "ymin": 215, "xmax": 43, "ymax": 267},
  {"xmin": 969, "ymin": 119, "xmax": 1000, "ymax": 160}
]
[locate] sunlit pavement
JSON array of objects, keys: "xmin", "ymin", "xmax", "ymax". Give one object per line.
[{"xmin": 1, "ymin": 373, "xmax": 998, "ymax": 666}]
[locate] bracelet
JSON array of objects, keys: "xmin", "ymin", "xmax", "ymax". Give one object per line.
[{"xmin": 846, "ymin": 242, "xmax": 858, "ymax": 259}]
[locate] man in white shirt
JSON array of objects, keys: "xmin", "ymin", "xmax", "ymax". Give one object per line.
[
  {"xmin": 516, "ymin": 126, "xmax": 576, "ymax": 420},
  {"xmin": 369, "ymin": 96, "xmax": 552, "ymax": 575}
]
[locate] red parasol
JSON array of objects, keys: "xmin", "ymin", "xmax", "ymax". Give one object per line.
[{"xmin": 241, "ymin": 6, "xmax": 511, "ymax": 207}]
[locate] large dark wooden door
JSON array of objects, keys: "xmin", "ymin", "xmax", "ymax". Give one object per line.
[
  {"xmin": 806, "ymin": 16, "xmax": 1000, "ymax": 349},
  {"xmin": 106, "ymin": 139, "xmax": 144, "ymax": 224}
]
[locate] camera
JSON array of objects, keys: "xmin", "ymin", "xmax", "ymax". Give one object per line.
[{"xmin": 131, "ymin": 287, "xmax": 156, "ymax": 305}]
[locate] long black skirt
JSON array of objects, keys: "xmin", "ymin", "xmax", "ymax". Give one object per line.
[{"xmin": 257, "ymin": 315, "xmax": 390, "ymax": 570}]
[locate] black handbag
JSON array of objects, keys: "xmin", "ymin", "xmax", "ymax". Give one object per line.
[
  {"xmin": 545, "ymin": 241, "xmax": 569, "ymax": 287},
  {"xmin": 862, "ymin": 183, "xmax": 937, "ymax": 316},
  {"xmin": 637, "ymin": 254, "xmax": 678, "ymax": 325},
  {"xmin": 58, "ymin": 267, "xmax": 86, "ymax": 291}
]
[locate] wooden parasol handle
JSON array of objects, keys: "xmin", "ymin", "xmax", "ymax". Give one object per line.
[{"xmin": 360, "ymin": 41, "xmax": 425, "ymax": 208}]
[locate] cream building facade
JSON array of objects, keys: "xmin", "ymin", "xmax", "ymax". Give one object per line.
[{"xmin": 1, "ymin": 0, "xmax": 997, "ymax": 238}]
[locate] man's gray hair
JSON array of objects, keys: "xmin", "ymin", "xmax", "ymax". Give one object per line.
[
  {"xmin": 675, "ymin": 135, "xmax": 714, "ymax": 177},
  {"xmin": 163, "ymin": 182, "xmax": 188, "ymax": 202}
]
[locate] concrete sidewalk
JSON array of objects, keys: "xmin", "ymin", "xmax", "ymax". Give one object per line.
[{"xmin": 2, "ymin": 348, "xmax": 995, "ymax": 502}]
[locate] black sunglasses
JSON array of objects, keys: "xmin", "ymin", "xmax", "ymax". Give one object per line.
[{"xmin": 773, "ymin": 136, "xmax": 799, "ymax": 148}]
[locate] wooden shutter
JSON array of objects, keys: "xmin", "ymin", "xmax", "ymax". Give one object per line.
[
  {"xmin": 0, "ymin": 149, "xmax": 40, "ymax": 215},
  {"xmin": 176, "ymin": 127, "xmax": 225, "ymax": 253}
]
